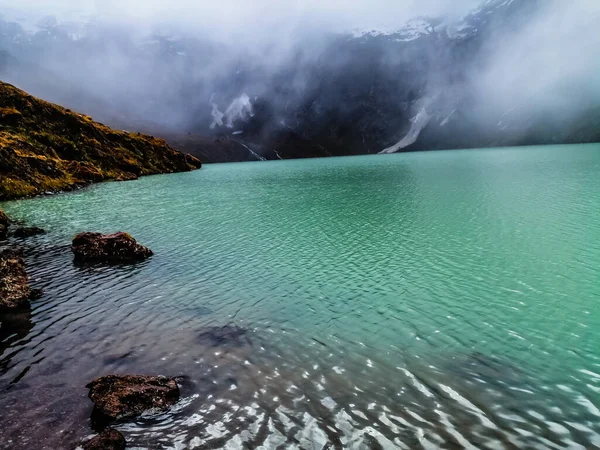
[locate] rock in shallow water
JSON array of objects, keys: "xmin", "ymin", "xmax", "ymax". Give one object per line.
[
  {"xmin": 29, "ymin": 287, "xmax": 44, "ymax": 300},
  {"xmin": 0, "ymin": 210, "xmax": 9, "ymax": 227},
  {"xmin": 72, "ymin": 232, "xmax": 153, "ymax": 263},
  {"xmin": 13, "ymin": 226, "xmax": 46, "ymax": 238},
  {"xmin": 0, "ymin": 210, "xmax": 10, "ymax": 240},
  {"xmin": 87, "ymin": 375, "xmax": 179, "ymax": 421},
  {"xmin": 198, "ymin": 325, "xmax": 249, "ymax": 347},
  {"xmin": 81, "ymin": 428, "xmax": 126, "ymax": 450},
  {"xmin": 0, "ymin": 248, "xmax": 31, "ymax": 311}
]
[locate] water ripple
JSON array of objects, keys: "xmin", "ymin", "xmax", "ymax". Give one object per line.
[{"xmin": 0, "ymin": 145, "xmax": 599, "ymax": 448}]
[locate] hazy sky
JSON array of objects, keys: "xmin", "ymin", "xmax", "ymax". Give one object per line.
[
  {"xmin": 2, "ymin": 0, "xmax": 599, "ymax": 139},
  {"xmin": 96, "ymin": 0, "xmax": 480, "ymax": 29},
  {"xmin": 0, "ymin": 0, "xmax": 481, "ymax": 34},
  {"xmin": 474, "ymin": 0, "xmax": 600, "ymax": 117}
]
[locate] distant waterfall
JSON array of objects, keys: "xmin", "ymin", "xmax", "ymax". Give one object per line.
[
  {"xmin": 235, "ymin": 141, "xmax": 266, "ymax": 161},
  {"xmin": 379, "ymin": 107, "xmax": 431, "ymax": 154}
]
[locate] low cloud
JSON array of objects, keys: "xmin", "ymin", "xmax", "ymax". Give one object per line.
[{"xmin": 1, "ymin": 0, "xmax": 598, "ymax": 152}]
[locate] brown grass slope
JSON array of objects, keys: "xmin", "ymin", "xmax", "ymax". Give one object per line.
[{"xmin": 0, "ymin": 81, "xmax": 201, "ymax": 200}]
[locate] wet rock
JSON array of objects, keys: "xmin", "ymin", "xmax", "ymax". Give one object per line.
[
  {"xmin": 0, "ymin": 248, "xmax": 30, "ymax": 311},
  {"xmin": 72, "ymin": 232, "xmax": 152, "ymax": 263},
  {"xmin": 198, "ymin": 325, "xmax": 249, "ymax": 347},
  {"xmin": 0, "ymin": 211, "xmax": 9, "ymax": 239},
  {"xmin": 0, "ymin": 210, "xmax": 10, "ymax": 227},
  {"xmin": 13, "ymin": 226, "xmax": 46, "ymax": 238},
  {"xmin": 29, "ymin": 288, "xmax": 44, "ymax": 300},
  {"xmin": 87, "ymin": 375, "xmax": 179, "ymax": 421},
  {"xmin": 82, "ymin": 428, "xmax": 126, "ymax": 450}
]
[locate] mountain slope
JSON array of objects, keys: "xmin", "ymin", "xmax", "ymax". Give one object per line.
[
  {"xmin": 1, "ymin": 0, "xmax": 598, "ymax": 163},
  {"xmin": 0, "ymin": 81, "xmax": 201, "ymax": 200}
]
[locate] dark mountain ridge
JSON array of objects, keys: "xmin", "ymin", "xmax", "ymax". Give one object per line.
[{"xmin": 1, "ymin": 0, "xmax": 597, "ymax": 163}]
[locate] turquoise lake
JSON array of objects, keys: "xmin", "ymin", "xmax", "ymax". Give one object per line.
[{"xmin": 1, "ymin": 144, "xmax": 599, "ymax": 449}]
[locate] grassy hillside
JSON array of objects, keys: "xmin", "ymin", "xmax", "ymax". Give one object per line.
[{"xmin": 0, "ymin": 81, "xmax": 201, "ymax": 200}]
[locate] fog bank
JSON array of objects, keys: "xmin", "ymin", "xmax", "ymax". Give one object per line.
[{"xmin": 1, "ymin": 0, "xmax": 598, "ymax": 160}]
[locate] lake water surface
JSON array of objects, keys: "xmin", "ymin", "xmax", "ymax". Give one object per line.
[{"xmin": 1, "ymin": 144, "xmax": 599, "ymax": 449}]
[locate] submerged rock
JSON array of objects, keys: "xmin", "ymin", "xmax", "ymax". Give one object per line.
[
  {"xmin": 0, "ymin": 248, "xmax": 31, "ymax": 311},
  {"xmin": 72, "ymin": 232, "xmax": 153, "ymax": 263},
  {"xmin": 82, "ymin": 428, "xmax": 126, "ymax": 450},
  {"xmin": 443, "ymin": 351, "xmax": 524, "ymax": 389},
  {"xmin": 13, "ymin": 226, "xmax": 46, "ymax": 238},
  {"xmin": 87, "ymin": 375, "xmax": 180, "ymax": 421},
  {"xmin": 198, "ymin": 325, "xmax": 249, "ymax": 347},
  {"xmin": 0, "ymin": 210, "xmax": 45, "ymax": 240}
]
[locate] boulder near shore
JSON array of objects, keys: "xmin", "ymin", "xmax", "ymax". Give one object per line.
[
  {"xmin": 87, "ymin": 375, "xmax": 180, "ymax": 421},
  {"xmin": 0, "ymin": 248, "xmax": 32, "ymax": 311},
  {"xmin": 0, "ymin": 210, "xmax": 10, "ymax": 226},
  {"xmin": 0, "ymin": 210, "xmax": 44, "ymax": 311},
  {"xmin": 0, "ymin": 210, "xmax": 10, "ymax": 239},
  {"xmin": 72, "ymin": 232, "xmax": 153, "ymax": 262}
]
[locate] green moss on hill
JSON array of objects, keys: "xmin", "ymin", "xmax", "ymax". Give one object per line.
[{"xmin": 0, "ymin": 81, "xmax": 201, "ymax": 200}]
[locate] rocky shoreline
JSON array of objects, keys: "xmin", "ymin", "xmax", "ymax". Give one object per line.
[
  {"xmin": 0, "ymin": 209, "xmax": 184, "ymax": 449},
  {"xmin": 0, "ymin": 80, "xmax": 207, "ymax": 447},
  {"xmin": 0, "ymin": 248, "xmax": 36, "ymax": 311},
  {"xmin": 0, "ymin": 211, "xmax": 44, "ymax": 311}
]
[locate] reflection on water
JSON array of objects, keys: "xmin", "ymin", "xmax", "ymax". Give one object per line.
[
  {"xmin": 0, "ymin": 307, "xmax": 33, "ymax": 381},
  {"xmin": 1, "ymin": 144, "xmax": 600, "ymax": 449}
]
